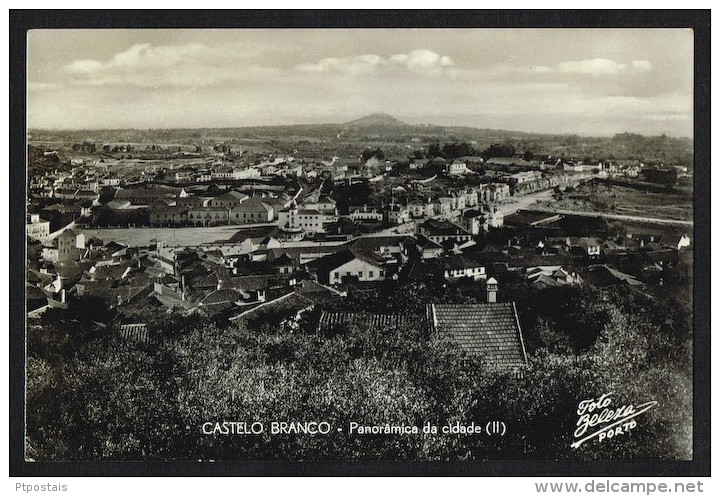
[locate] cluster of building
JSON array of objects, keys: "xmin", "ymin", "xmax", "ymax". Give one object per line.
[
  {"xmin": 28, "ymin": 197, "xmax": 692, "ymax": 318},
  {"xmin": 27, "ymin": 202, "xmax": 692, "ymax": 373},
  {"xmin": 26, "ymin": 143, "xmax": 693, "ymax": 372}
]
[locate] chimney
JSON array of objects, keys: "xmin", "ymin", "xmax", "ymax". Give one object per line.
[{"xmin": 486, "ymin": 277, "xmax": 498, "ymax": 303}]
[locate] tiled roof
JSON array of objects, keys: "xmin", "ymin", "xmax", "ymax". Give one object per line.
[
  {"xmin": 227, "ymin": 225, "xmax": 279, "ymax": 243},
  {"xmin": 430, "ymin": 303, "xmax": 528, "ymax": 369},
  {"xmin": 199, "ymin": 288, "xmax": 244, "ymax": 306},
  {"xmin": 582, "ymin": 265, "xmax": 643, "ymax": 287},
  {"xmin": 530, "ymin": 274, "xmax": 564, "ymax": 288},
  {"xmin": 307, "ymin": 249, "xmax": 384, "ymax": 273},
  {"xmin": 421, "ymin": 219, "xmax": 471, "ymax": 237},
  {"xmin": 267, "ymin": 245, "xmax": 340, "ymax": 263},
  {"xmin": 233, "ymin": 291, "xmax": 311, "ymax": 324},
  {"xmin": 433, "ymin": 255, "xmax": 485, "ymax": 271},
  {"xmin": 229, "ymin": 273, "xmax": 293, "ymax": 292},
  {"xmin": 59, "ymin": 228, "xmax": 82, "ymax": 238},
  {"xmin": 345, "ymin": 235, "xmax": 409, "ymax": 253},
  {"xmin": 115, "ymin": 187, "xmax": 179, "ymax": 199},
  {"xmin": 214, "ymin": 190, "xmax": 248, "ymax": 201},
  {"xmin": 119, "ymin": 324, "xmax": 151, "ymax": 346},
  {"xmin": 296, "ymin": 208, "xmax": 323, "ymax": 216},
  {"xmin": 271, "ymin": 253, "xmax": 295, "ymax": 266},
  {"xmin": 414, "ymin": 235, "xmax": 443, "ymax": 250},
  {"xmin": 91, "ymin": 264, "xmax": 130, "ymax": 280},
  {"xmin": 27, "ymin": 269, "xmax": 53, "ymax": 285},
  {"xmin": 307, "ymin": 250, "xmax": 356, "ymax": 272},
  {"xmin": 231, "ymin": 197, "xmax": 273, "ymax": 213},
  {"xmin": 27, "ymin": 284, "xmax": 50, "ymax": 304},
  {"xmin": 462, "ymin": 209, "xmax": 484, "ymax": 219},
  {"xmin": 293, "ymin": 280, "xmax": 343, "ymax": 304},
  {"xmin": 317, "ymin": 311, "xmax": 426, "ymax": 334},
  {"xmin": 188, "ymin": 206, "xmax": 229, "ymax": 212},
  {"xmin": 54, "ymin": 260, "xmax": 84, "ymax": 278},
  {"xmin": 151, "ymin": 205, "xmax": 187, "ymax": 214},
  {"xmin": 151, "ymin": 290, "xmax": 197, "ymax": 311},
  {"xmin": 104, "ymin": 241, "xmax": 127, "ymax": 252},
  {"xmin": 505, "ymin": 210, "xmax": 560, "ymax": 226}
]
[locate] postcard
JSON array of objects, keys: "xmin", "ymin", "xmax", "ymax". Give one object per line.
[{"xmin": 10, "ymin": 10, "xmax": 710, "ymax": 477}]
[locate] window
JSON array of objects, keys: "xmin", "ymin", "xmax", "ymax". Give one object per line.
[
  {"xmin": 359, "ymin": 271, "xmax": 364, "ymax": 278},
  {"xmin": 368, "ymin": 271, "xmax": 374, "ymax": 278},
  {"xmin": 379, "ymin": 270, "xmax": 384, "ymax": 277}
]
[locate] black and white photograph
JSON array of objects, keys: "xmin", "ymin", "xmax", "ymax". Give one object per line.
[{"xmin": 12, "ymin": 10, "xmax": 710, "ymax": 478}]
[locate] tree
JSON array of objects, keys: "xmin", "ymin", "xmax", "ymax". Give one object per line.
[
  {"xmin": 482, "ymin": 143, "xmax": 516, "ymax": 159},
  {"xmin": 442, "ymin": 142, "xmax": 476, "ymax": 159},
  {"xmin": 427, "ymin": 142, "xmax": 444, "ymax": 159},
  {"xmin": 361, "ymin": 148, "xmax": 385, "ymax": 162},
  {"xmin": 26, "ymin": 281, "xmax": 693, "ymax": 461}
]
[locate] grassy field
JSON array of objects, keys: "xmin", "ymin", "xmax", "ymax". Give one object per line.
[{"xmin": 536, "ymin": 183, "xmax": 693, "ymax": 221}]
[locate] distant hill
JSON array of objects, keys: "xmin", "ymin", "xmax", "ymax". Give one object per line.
[
  {"xmin": 343, "ymin": 113, "xmax": 410, "ymax": 129},
  {"xmin": 27, "ymin": 114, "xmax": 693, "ymax": 167}
]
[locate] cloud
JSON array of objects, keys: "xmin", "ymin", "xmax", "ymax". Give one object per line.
[
  {"xmin": 559, "ymin": 59, "xmax": 625, "ymax": 75},
  {"xmin": 555, "ymin": 58, "xmax": 627, "ymax": 76},
  {"xmin": 297, "ymin": 56, "xmax": 380, "ymax": 75},
  {"xmin": 533, "ymin": 58, "xmax": 653, "ymax": 77},
  {"xmin": 61, "ymin": 42, "xmax": 275, "ymax": 88},
  {"xmin": 632, "ymin": 59, "xmax": 653, "ymax": 71},
  {"xmin": 297, "ymin": 49, "xmax": 455, "ymax": 75},
  {"xmin": 402, "ymin": 49, "xmax": 454, "ymax": 70},
  {"xmin": 65, "ymin": 59, "xmax": 105, "ymax": 74}
]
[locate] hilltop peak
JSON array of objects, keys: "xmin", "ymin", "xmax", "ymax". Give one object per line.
[{"xmin": 343, "ymin": 113, "xmax": 409, "ymax": 127}]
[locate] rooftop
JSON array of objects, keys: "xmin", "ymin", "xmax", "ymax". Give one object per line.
[
  {"xmin": 430, "ymin": 303, "xmax": 528, "ymax": 370},
  {"xmin": 317, "ymin": 311, "xmax": 426, "ymax": 335}
]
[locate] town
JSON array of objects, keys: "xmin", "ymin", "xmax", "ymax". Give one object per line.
[{"xmin": 26, "ymin": 115, "xmax": 693, "ymax": 375}]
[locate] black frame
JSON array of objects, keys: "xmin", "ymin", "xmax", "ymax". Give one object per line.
[{"xmin": 9, "ymin": 9, "xmax": 710, "ymax": 477}]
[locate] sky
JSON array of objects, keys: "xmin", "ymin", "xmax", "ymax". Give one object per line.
[{"xmin": 27, "ymin": 29, "xmax": 694, "ymax": 137}]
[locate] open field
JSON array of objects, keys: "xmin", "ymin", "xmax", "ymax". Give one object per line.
[
  {"xmin": 82, "ymin": 225, "xmax": 253, "ymax": 246},
  {"xmin": 535, "ymin": 183, "xmax": 692, "ymax": 221},
  {"xmin": 526, "ymin": 206, "xmax": 693, "ymax": 227},
  {"xmin": 496, "ymin": 189, "xmax": 555, "ymax": 216}
]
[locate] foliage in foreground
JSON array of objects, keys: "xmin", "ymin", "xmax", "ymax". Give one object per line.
[{"xmin": 26, "ymin": 284, "xmax": 692, "ymax": 461}]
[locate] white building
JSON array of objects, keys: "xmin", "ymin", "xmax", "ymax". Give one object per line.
[
  {"xmin": 386, "ymin": 204, "xmax": 410, "ymax": 224},
  {"xmin": 446, "ymin": 162, "xmax": 471, "ymax": 175},
  {"xmin": 278, "ymin": 206, "xmax": 327, "ymax": 234},
  {"xmin": 26, "ymin": 214, "xmax": 51, "ymax": 242},
  {"xmin": 309, "ymin": 249, "xmax": 387, "ymax": 285}
]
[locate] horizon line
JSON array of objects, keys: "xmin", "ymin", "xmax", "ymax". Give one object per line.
[{"xmin": 25, "ymin": 122, "xmax": 693, "ymax": 141}]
